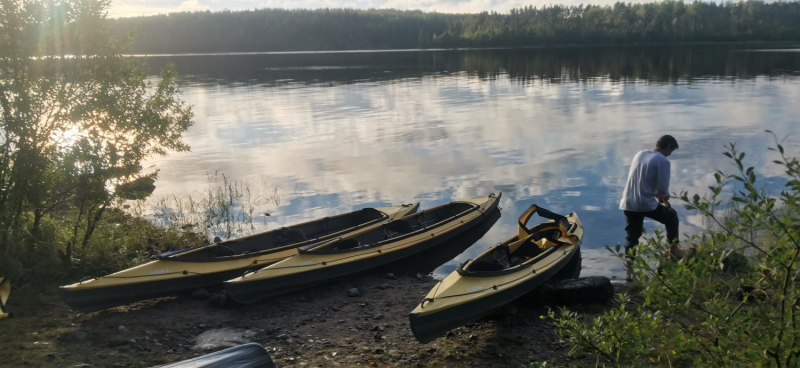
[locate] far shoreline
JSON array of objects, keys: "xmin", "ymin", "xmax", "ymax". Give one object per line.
[{"xmin": 124, "ymin": 41, "xmax": 800, "ymax": 58}]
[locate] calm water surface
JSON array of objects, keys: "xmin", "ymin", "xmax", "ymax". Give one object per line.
[{"xmin": 141, "ymin": 45, "xmax": 800, "ymax": 280}]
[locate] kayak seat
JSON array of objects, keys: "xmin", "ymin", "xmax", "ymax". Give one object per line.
[
  {"xmin": 278, "ymin": 228, "xmax": 307, "ymax": 243},
  {"xmin": 513, "ymin": 241, "xmax": 545, "ymax": 259},
  {"xmin": 384, "ymin": 220, "xmax": 414, "ymax": 234},
  {"xmin": 468, "ymin": 260, "xmax": 507, "ymax": 272},
  {"xmin": 354, "ymin": 207, "xmax": 384, "ymax": 225},
  {"xmin": 334, "ymin": 238, "xmax": 361, "ymax": 250}
]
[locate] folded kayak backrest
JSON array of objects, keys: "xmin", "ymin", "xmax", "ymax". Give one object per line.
[{"xmin": 516, "ymin": 204, "xmax": 570, "ymax": 241}]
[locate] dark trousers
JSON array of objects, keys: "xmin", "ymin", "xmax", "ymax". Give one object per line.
[{"xmin": 624, "ymin": 205, "xmax": 679, "ymax": 257}]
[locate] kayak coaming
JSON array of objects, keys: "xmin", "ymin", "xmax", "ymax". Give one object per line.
[
  {"xmin": 224, "ymin": 193, "xmax": 502, "ymax": 304},
  {"xmin": 58, "ymin": 203, "xmax": 419, "ymax": 312},
  {"xmin": 409, "ymin": 209, "xmax": 583, "ymax": 343}
]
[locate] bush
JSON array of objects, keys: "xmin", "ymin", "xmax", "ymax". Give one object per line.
[{"xmin": 551, "ymin": 132, "xmax": 800, "ymax": 367}]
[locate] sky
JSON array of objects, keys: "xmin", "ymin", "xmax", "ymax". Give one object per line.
[{"xmin": 109, "ymin": 0, "xmax": 621, "ymax": 18}]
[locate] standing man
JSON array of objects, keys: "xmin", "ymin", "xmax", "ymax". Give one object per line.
[{"xmin": 619, "ymin": 135, "xmax": 679, "ymax": 280}]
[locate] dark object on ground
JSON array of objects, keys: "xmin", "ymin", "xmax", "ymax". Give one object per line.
[
  {"xmin": 723, "ymin": 251, "xmax": 750, "ymax": 274},
  {"xmin": 549, "ymin": 277, "xmax": 614, "ymax": 304},
  {"xmin": 347, "ymin": 288, "xmax": 360, "ymax": 297},
  {"xmin": 208, "ymin": 292, "xmax": 227, "ymax": 307},
  {"xmin": 154, "ymin": 342, "xmax": 275, "ymax": 368},
  {"xmin": 192, "ymin": 288, "xmax": 210, "ymax": 300},
  {"xmin": 64, "ymin": 331, "xmax": 88, "ymax": 341}
]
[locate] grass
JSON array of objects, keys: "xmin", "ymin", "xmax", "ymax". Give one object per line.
[{"xmin": 1, "ymin": 172, "xmax": 282, "ymax": 285}]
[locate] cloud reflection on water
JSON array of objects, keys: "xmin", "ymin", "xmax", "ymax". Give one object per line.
[{"xmin": 143, "ymin": 47, "xmax": 800, "ymax": 280}]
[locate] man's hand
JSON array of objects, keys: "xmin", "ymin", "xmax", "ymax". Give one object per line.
[{"xmin": 658, "ymin": 196, "xmax": 677, "ymax": 215}]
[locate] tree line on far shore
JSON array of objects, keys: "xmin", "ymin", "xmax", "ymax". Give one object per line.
[{"xmin": 112, "ymin": 1, "xmax": 800, "ymax": 54}]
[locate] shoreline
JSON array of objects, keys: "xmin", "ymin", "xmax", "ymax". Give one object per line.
[
  {"xmin": 0, "ymin": 265, "xmax": 627, "ymax": 368},
  {"xmin": 123, "ymin": 41, "xmax": 800, "ymax": 58}
]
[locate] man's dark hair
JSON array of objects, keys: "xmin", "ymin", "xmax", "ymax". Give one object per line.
[{"xmin": 656, "ymin": 135, "xmax": 679, "ymax": 150}]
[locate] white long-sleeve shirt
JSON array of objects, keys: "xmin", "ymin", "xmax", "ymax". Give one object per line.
[{"xmin": 619, "ymin": 150, "xmax": 671, "ymax": 212}]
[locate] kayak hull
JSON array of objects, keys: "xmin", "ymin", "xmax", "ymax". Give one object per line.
[
  {"xmin": 226, "ymin": 194, "xmax": 501, "ymax": 304},
  {"xmin": 409, "ymin": 243, "xmax": 580, "ymax": 343},
  {"xmin": 409, "ymin": 207, "xmax": 583, "ymax": 343},
  {"xmin": 59, "ymin": 204, "xmax": 418, "ymax": 312},
  {"xmin": 158, "ymin": 342, "xmax": 274, "ymax": 368},
  {"xmin": 59, "ymin": 268, "xmax": 248, "ymax": 312}
]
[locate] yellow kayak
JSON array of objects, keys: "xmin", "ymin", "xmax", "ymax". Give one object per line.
[
  {"xmin": 225, "ymin": 193, "xmax": 501, "ymax": 304},
  {"xmin": 59, "ymin": 204, "xmax": 418, "ymax": 312},
  {"xmin": 409, "ymin": 204, "xmax": 583, "ymax": 343}
]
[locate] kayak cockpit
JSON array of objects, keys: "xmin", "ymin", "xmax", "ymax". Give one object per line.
[
  {"xmin": 457, "ymin": 205, "xmax": 580, "ymax": 277},
  {"xmin": 301, "ymin": 202, "xmax": 478, "ymax": 254},
  {"xmin": 160, "ymin": 207, "xmax": 389, "ymax": 261}
]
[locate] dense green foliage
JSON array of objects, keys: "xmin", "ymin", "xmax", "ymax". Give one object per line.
[
  {"xmin": 112, "ymin": 1, "xmax": 800, "ymax": 54},
  {"xmin": 552, "ymin": 134, "xmax": 800, "ymax": 367},
  {"xmin": 0, "ymin": 0, "xmax": 195, "ymax": 281}
]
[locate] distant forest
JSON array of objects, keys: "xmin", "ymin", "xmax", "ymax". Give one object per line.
[{"xmin": 112, "ymin": 1, "xmax": 800, "ymax": 54}]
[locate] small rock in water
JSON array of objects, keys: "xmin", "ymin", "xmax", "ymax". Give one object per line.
[
  {"xmin": 213, "ymin": 236, "xmax": 222, "ymax": 243},
  {"xmin": 191, "ymin": 288, "xmax": 210, "ymax": 300},
  {"xmin": 244, "ymin": 330, "xmax": 257, "ymax": 338},
  {"xmin": 373, "ymin": 314, "xmax": 385, "ymax": 320},
  {"xmin": 347, "ymin": 288, "xmax": 360, "ymax": 297},
  {"xmin": 286, "ymin": 338, "xmax": 295, "ymax": 344},
  {"xmin": 277, "ymin": 334, "xmax": 289, "ymax": 340},
  {"xmin": 379, "ymin": 284, "xmax": 390, "ymax": 290},
  {"xmin": 469, "ymin": 334, "xmax": 478, "ymax": 341},
  {"xmin": 128, "ymin": 339, "xmax": 137, "ymax": 346},
  {"xmin": 118, "ymin": 326, "xmax": 127, "ymax": 333},
  {"xmin": 416, "ymin": 273, "xmax": 424, "ymax": 280},
  {"xmin": 63, "ymin": 331, "xmax": 87, "ymax": 341},
  {"xmin": 386, "ymin": 273, "xmax": 396, "ymax": 279}
]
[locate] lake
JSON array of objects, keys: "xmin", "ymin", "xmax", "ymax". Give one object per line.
[{"xmin": 140, "ymin": 44, "xmax": 800, "ymax": 280}]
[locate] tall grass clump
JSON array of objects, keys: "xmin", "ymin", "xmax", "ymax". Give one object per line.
[{"xmin": 550, "ymin": 132, "xmax": 800, "ymax": 367}]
